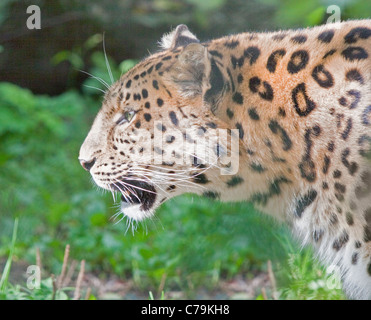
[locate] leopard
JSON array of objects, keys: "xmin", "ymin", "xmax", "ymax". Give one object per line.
[{"xmin": 79, "ymin": 20, "xmax": 371, "ymax": 299}]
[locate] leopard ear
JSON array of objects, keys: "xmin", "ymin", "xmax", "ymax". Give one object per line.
[
  {"xmin": 159, "ymin": 24, "xmax": 200, "ymax": 50},
  {"xmin": 167, "ymin": 42, "xmax": 210, "ymax": 98}
]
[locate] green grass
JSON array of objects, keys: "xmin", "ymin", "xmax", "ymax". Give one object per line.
[
  {"xmin": 0, "ymin": 218, "xmax": 18, "ymax": 296},
  {"xmin": 0, "ymin": 223, "xmax": 92, "ymax": 300}
]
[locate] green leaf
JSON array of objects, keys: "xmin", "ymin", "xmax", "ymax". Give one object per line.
[
  {"xmin": 51, "ymin": 50, "xmax": 71, "ymax": 65},
  {"xmin": 0, "ymin": 82, "xmax": 36, "ymax": 111},
  {"xmin": 83, "ymin": 34, "xmax": 103, "ymax": 51},
  {"xmin": 0, "ymin": 218, "xmax": 18, "ymax": 293},
  {"xmin": 306, "ymin": 6, "xmax": 326, "ymax": 26},
  {"xmin": 119, "ymin": 59, "xmax": 138, "ymax": 75}
]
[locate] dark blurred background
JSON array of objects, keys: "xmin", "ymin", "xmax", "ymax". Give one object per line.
[
  {"xmin": 2, "ymin": 0, "xmax": 369, "ymax": 95},
  {"xmin": 0, "ymin": 0, "xmax": 369, "ymax": 300},
  {"xmin": 2, "ymin": 0, "xmax": 275, "ymax": 94}
]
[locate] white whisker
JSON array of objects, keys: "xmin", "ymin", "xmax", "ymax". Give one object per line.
[
  {"xmin": 124, "ymin": 171, "xmax": 171, "ymax": 196},
  {"xmin": 112, "ymin": 181, "xmax": 132, "ymax": 203},
  {"xmin": 79, "ymin": 70, "xmax": 110, "ymax": 89},
  {"xmin": 116, "ymin": 178, "xmax": 157, "ymax": 195},
  {"xmin": 83, "ymin": 84, "xmax": 106, "ymax": 94},
  {"xmin": 103, "ymin": 33, "xmax": 114, "ymax": 85},
  {"xmin": 108, "ymin": 185, "xmax": 117, "ymax": 203},
  {"xmin": 128, "ymin": 164, "xmax": 211, "ymax": 186},
  {"xmin": 112, "ymin": 179, "xmax": 141, "ymax": 203}
]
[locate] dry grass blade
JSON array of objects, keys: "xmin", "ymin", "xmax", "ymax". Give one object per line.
[
  {"xmin": 261, "ymin": 287, "xmax": 268, "ymax": 300},
  {"xmin": 63, "ymin": 259, "xmax": 77, "ymax": 288},
  {"xmin": 84, "ymin": 287, "xmax": 92, "ymax": 300},
  {"xmin": 157, "ymin": 273, "xmax": 167, "ymax": 298},
  {"xmin": 267, "ymin": 260, "xmax": 278, "ymax": 300},
  {"xmin": 57, "ymin": 244, "xmax": 70, "ymax": 289},
  {"xmin": 36, "ymin": 247, "xmax": 42, "ymax": 271},
  {"xmin": 73, "ymin": 260, "xmax": 85, "ymax": 300},
  {"xmin": 51, "ymin": 274, "xmax": 57, "ymax": 300}
]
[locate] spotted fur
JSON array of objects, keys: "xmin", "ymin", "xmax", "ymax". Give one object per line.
[{"xmin": 80, "ymin": 21, "xmax": 371, "ymax": 299}]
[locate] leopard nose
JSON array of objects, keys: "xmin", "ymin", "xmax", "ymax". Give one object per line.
[{"xmin": 79, "ymin": 157, "xmax": 96, "ymax": 172}]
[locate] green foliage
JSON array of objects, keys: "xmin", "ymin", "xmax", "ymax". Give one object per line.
[
  {"xmin": 0, "ymin": 80, "xmax": 99, "ymax": 269},
  {"xmin": 0, "ymin": 0, "xmax": 16, "ymax": 26},
  {"xmin": 52, "ymin": 34, "xmax": 104, "ymax": 71},
  {"xmin": 149, "ymin": 290, "xmax": 165, "ymax": 300},
  {"xmin": 345, "ymin": 0, "xmax": 371, "ymax": 18},
  {"xmin": 274, "ymin": 0, "xmax": 324, "ymax": 27},
  {"xmin": 0, "ymin": 219, "xmax": 18, "ymax": 295},
  {"xmin": 278, "ymin": 250, "xmax": 345, "ymax": 300},
  {"xmin": 0, "ymin": 221, "xmax": 88, "ymax": 300},
  {"xmin": 273, "ymin": 0, "xmax": 371, "ymax": 27}
]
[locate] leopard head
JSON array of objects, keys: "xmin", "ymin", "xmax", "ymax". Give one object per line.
[{"xmin": 79, "ymin": 25, "xmax": 242, "ymax": 221}]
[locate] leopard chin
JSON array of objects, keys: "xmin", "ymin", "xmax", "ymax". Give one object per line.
[
  {"xmin": 120, "ymin": 201, "xmax": 156, "ymax": 221},
  {"xmin": 111, "ymin": 179, "xmax": 158, "ymax": 221}
]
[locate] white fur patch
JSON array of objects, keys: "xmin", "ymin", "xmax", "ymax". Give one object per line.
[
  {"xmin": 121, "ymin": 202, "xmax": 153, "ymax": 221},
  {"xmin": 159, "ymin": 29, "xmax": 177, "ymax": 50}
]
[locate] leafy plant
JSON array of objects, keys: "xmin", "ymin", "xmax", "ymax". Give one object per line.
[{"xmin": 277, "ymin": 249, "xmax": 345, "ymax": 300}]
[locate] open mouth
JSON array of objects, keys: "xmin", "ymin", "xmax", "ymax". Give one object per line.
[{"xmin": 110, "ymin": 179, "xmax": 157, "ymax": 212}]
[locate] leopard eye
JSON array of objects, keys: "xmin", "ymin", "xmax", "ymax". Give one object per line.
[{"xmin": 116, "ymin": 110, "xmax": 135, "ymax": 125}]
